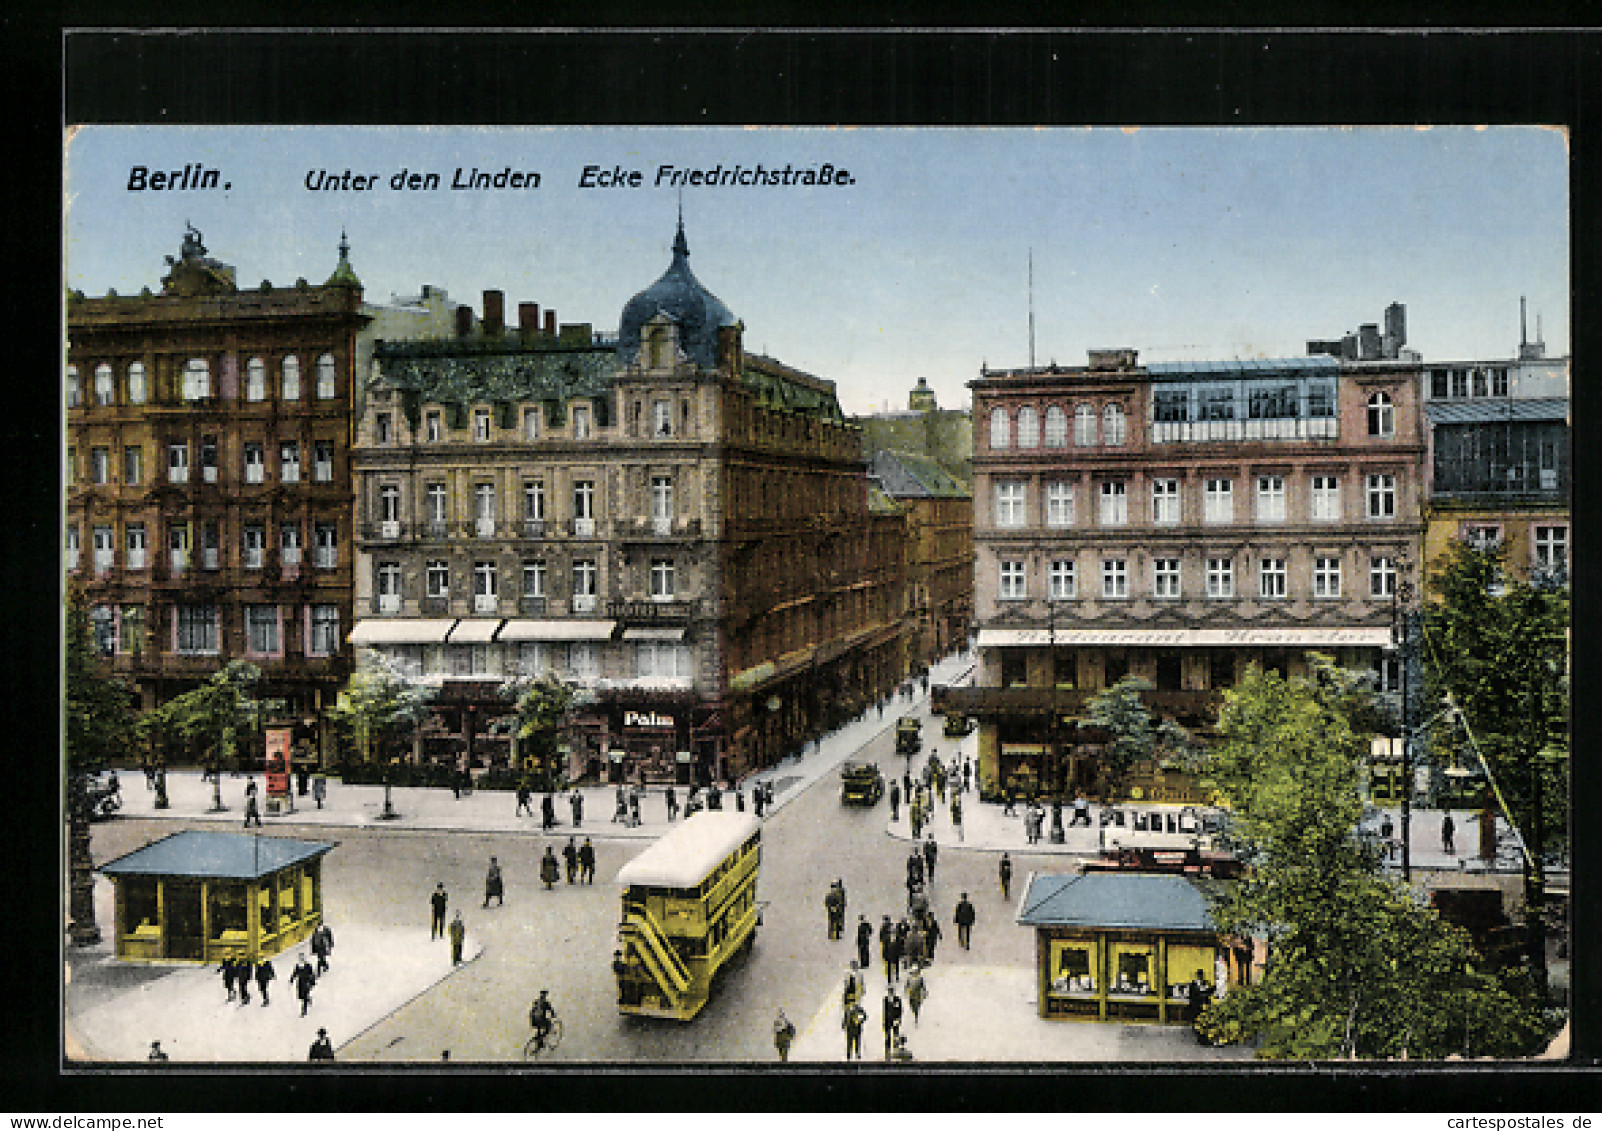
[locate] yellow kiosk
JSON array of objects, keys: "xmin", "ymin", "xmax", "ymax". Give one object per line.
[
  {"xmin": 99, "ymin": 830, "xmax": 334, "ymax": 964},
  {"xmin": 1017, "ymin": 871, "xmax": 1229, "ymax": 1024}
]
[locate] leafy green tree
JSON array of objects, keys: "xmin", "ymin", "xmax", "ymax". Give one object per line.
[
  {"xmin": 501, "ymin": 675, "xmax": 583, "ymax": 788},
  {"xmin": 146, "ymin": 660, "xmax": 274, "ymax": 771},
  {"xmin": 328, "ymin": 649, "xmax": 438, "ymax": 764},
  {"xmin": 1198, "ymin": 656, "xmax": 1552, "ymax": 1059},
  {"xmin": 1083, "ymin": 675, "xmax": 1195, "ymax": 796}
]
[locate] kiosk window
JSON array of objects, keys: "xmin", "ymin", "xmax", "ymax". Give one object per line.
[
  {"xmin": 1050, "ymin": 940, "xmax": 1095, "ymax": 993},
  {"xmin": 1168, "ymin": 944, "xmax": 1217, "ymax": 998},
  {"xmin": 279, "ymin": 871, "xmax": 299, "ymax": 927},
  {"xmin": 259, "ymin": 884, "xmax": 277, "ymax": 934},
  {"xmin": 208, "ymin": 885, "xmax": 247, "ymax": 936},
  {"xmin": 122, "ymin": 878, "xmax": 159, "ymax": 934},
  {"xmin": 1111, "ymin": 943, "xmax": 1156, "ymax": 994}
]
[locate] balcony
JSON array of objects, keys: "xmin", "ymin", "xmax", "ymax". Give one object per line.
[
  {"xmin": 377, "ymin": 594, "xmax": 402, "ymax": 615},
  {"xmin": 168, "ymin": 552, "xmax": 188, "ymax": 575},
  {"xmin": 475, "ymin": 518, "xmax": 496, "ymax": 539},
  {"xmin": 425, "ymin": 522, "xmax": 452, "ymax": 541},
  {"xmin": 243, "ymin": 549, "xmax": 265, "ymax": 570},
  {"xmin": 522, "ymin": 519, "xmax": 547, "ymax": 538},
  {"xmin": 202, "ymin": 466, "xmax": 219, "ymax": 484},
  {"xmin": 380, "ymin": 519, "xmax": 402, "ymax": 540},
  {"xmin": 93, "ymin": 552, "xmax": 115, "ymax": 574},
  {"xmin": 421, "ymin": 595, "xmax": 451, "ymax": 615},
  {"xmin": 201, "ymin": 548, "xmax": 220, "ymax": 571},
  {"xmin": 313, "ymin": 549, "xmax": 338, "ymax": 570},
  {"xmin": 127, "ymin": 550, "xmax": 148, "ymax": 571},
  {"xmin": 474, "ymin": 593, "xmax": 499, "ymax": 615},
  {"xmin": 167, "ymin": 468, "xmax": 189, "ymax": 485},
  {"xmin": 521, "ymin": 595, "xmax": 548, "ymax": 615},
  {"xmin": 653, "ymin": 516, "xmax": 673, "ymax": 537},
  {"xmin": 572, "ymin": 517, "xmax": 596, "ymax": 538},
  {"xmin": 572, "ymin": 593, "xmax": 598, "ymax": 613}
]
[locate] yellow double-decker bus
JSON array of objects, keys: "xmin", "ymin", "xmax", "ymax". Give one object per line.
[{"xmin": 614, "ymin": 810, "xmax": 762, "ymax": 1020}]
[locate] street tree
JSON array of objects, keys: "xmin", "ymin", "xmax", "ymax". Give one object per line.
[
  {"xmin": 1083, "ymin": 674, "xmax": 1196, "ymax": 796},
  {"xmin": 65, "ymin": 585, "xmax": 135, "ymax": 945},
  {"xmin": 328, "ymin": 649, "xmax": 438, "ymax": 764},
  {"xmin": 145, "ymin": 660, "xmax": 274, "ymax": 771},
  {"xmin": 501, "ymin": 675, "xmax": 583, "ymax": 788},
  {"xmin": 1197, "ymin": 656, "xmax": 1551, "ymax": 1059}
]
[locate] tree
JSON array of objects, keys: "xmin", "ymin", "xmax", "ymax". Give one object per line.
[
  {"xmin": 1197, "ymin": 656, "xmax": 1552, "ymax": 1059},
  {"xmin": 1083, "ymin": 675, "xmax": 1195, "ymax": 797},
  {"xmin": 65, "ymin": 585, "xmax": 135, "ymax": 945},
  {"xmin": 146, "ymin": 660, "xmax": 274, "ymax": 770},
  {"xmin": 500, "ymin": 675, "xmax": 583, "ymax": 788},
  {"xmin": 328, "ymin": 649, "xmax": 438, "ymax": 764}
]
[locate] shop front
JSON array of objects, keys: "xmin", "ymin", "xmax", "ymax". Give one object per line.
[{"xmin": 99, "ymin": 830, "xmax": 334, "ymax": 965}]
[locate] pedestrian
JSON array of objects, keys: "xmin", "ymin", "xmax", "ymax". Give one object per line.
[
  {"xmin": 1003, "ymin": 784, "xmax": 1016, "ymax": 816},
  {"xmin": 1442, "ymin": 812, "xmax": 1457, "ymax": 855},
  {"xmin": 219, "ymin": 953, "xmax": 238, "ymax": 1002},
  {"xmin": 773, "ymin": 1008, "xmax": 797, "ymax": 1062},
  {"xmin": 243, "ymin": 778, "xmax": 262, "ymax": 828},
  {"xmin": 824, "ymin": 879, "xmax": 846, "ymax": 940},
  {"xmin": 613, "ymin": 785, "xmax": 628, "ymax": 824},
  {"xmin": 906, "ymin": 962, "xmax": 927, "ymax": 1024},
  {"xmin": 905, "ymin": 919, "xmax": 925, "ymax": 971},
  {"xmin": 962, "ymin": 760, "xmax": 972, "ymax": 794},
  {"xmin": 290, "ymin": 953, "xmax": 316, "ymax": 1016},
  {"xmin": 923, "ymin": 836, "xmax": 938, "ymax": 884},
  {"xmin": 753, "ymin": 785, "xmax": 766, "ymax": 818},
  {"xmin": 999, "ymin": 852, "xmax": 1013, "ymax": 901},
  {"xmin": 855, "ymin": 913, "xmax": 872, "ymax": 969},
  {"xmin": 881, "ymin": 920, "xmax": 901, "ymax": 982},
  {"xmin": 665, "ymin": 785, "xmax": 678, "ymax": 821},
  {"xmin": 485, "ymin": 856, "xmax": 504, "ymax": 907},
  {"xmin": 308, "ymin": 1027, "xmax": 334, "ymax": 1061},
  {"xmin": 540, "ymin": 845, "xmax": 560, "ymax": 889},
  {"xmin": 906, "ymin": 850, "xmax": 924, "ymax": 888},
  {"xmin": 1073, "ymin": 792, "xmax": 1090, "ymax": 827},
  {"xmin": 312, "ymin": 770, "xmax": 327, "ymax": 809},
  {"xmin": 955, "ymin": 892, "xmax": 976, "ymax": 949},
  {"xmin": 542, "ymin": 792, "xmax": 557, "ymax": 832},
  {"xmin": 842, "ymin": 961, "xmax": 864, "ymax": 1010},
  {"xmin": 448, "ymin": 911, "xmax": 466, "ymax": 965},
  {"xmin": 894, "ymin": 917, "xmax": 911, "ymax": 969},
  {"xmin": 570, "ymin": 788, "xmax": 584, "ymax": 828},
  {"xmin": 311, "ymin": 922, "xmax": 333, "ymax": 973},
  {"xmin": 628, "ymin": 790, "xmax": 642, "ymax": 828},
  {"xmin": 842, "ymin": 999, "xmax": 867, "ymax": 1060},
  {"xmin": 951, "ymin": 793, "xmax": 963, "ymax": 841},
  {"xmin": 909, "ymin": 800, "xmax": 922, "ymax": 840},
  {"xmin": 430, "ymin": 882, "xmax": 448, "ymax": 938},
  {"xmin": 147, "ymin": 1040, "xmax": 168, "ymax": 1062},
  {"xmin": 254, "ymin": 956, "xmax": 275, "ymax": 1006},
  {"xmin": 451, "ymin": 762, "xmax": 462, "ymax": 800},
  {"xmin": 296, "ymin": 762, "xmax": 311, "ymax": 797},
  {"xmin": 236, "ymin": 956, "xmax": 251, "ymax": 1006},
  {"xmin": 889, "ymin": 780, "xmax": 901, "ymax": 822},
  {"xmin": 516, "ymin": 781, "xmax": 533, "ymax": 817},
  {"xmin": 579, "ymin": 837, "xmax": 596, "ymax": 883},
  {"xmin": 563, "ymin": 837, "xmax": 579, "ymax": 884},
  {"xmin": 764, "ymin": 782, "xmax": 774, "ymax": 811},
  {"xmin": 882, "ymin": 987, "xmax": 904, "ymax": 1058},
  {"xmin": 923, "ymin": 912, "xmax": 942, "ymax": 962}
]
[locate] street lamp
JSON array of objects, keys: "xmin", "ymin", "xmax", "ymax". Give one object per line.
[{"xmin": 1389, "ymin": 560, "xmax": 1417, "ymax": 882}]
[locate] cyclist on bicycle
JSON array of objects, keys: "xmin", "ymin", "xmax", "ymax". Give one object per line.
[{"xmin": 528, "ymin": 989, "xmax": 557, "ymax": 1053}]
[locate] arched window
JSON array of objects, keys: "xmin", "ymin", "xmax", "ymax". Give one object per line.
[
  {"xmin": 316, "ymin": 354, "xmax": 337, "ymax": 400},
  {"xmin": 127, "ymin": 362, "xmax": 147, "ymax": 405},
  {"xmin": 1367, "ymin": 391, "xmax": 1395, "ymax": 437},
  {"xmin": 989, "ymin": 407, "xmax": 1012, "ymax": 449},
  {"xmin": 246, "ymin": 357, "xmax": 266, "ymax": 402},
  {"xmin": 66, "ymin": 366, "xmax": 80, "ymax": 407},
  {"xmin": 1016, "ymin": 406, "xmax": 1040, "ymax": 448},
  {"xmin": 182, "ymin": 358, "xmax": 211, "ymax": 401},
  {"xmin": 1074, "ymin": 404, "xmax": 1097, "ymax": 446},
  {"xmin": 281, "ymin": 356, "xmax": 301, "ymax": 401},
  {"xmin": 1044, "ymin": 405, "xmax": 1068, "ymax": 447},
  {"xmin": 94, "ymin": 364, "xmax": 115, "ymax": 406},
  {"xmin": 1103, "ymin": 403, "xmax": 1126, "ymax": 446}
]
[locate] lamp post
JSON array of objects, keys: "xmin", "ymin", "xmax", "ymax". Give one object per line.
[{"xmin": 1390, "ymin": 562, "xmax": 1417, "ymax": 883}]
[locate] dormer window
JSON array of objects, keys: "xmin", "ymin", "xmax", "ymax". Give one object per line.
[{"xmin": 573, "ymin": 405, "xmax": 592, "ymax": 440}]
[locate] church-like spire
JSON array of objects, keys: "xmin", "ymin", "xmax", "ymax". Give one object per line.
[
  {"xmin": 673, "ymin": 201, "xmax": 689, "ymax": 262},
  {"xmin": 325, "ymin": 228, "xmax": 361, "ymax": 288}
]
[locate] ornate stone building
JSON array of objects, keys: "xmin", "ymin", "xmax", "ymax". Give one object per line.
[
  {"xmin": 349, "ymin": 222, "xmax": 907, "ymax": 783},
  {"xmin": 66, "ymin": 228, "xmax": 368, "ymax": 759},
  {"xmin": 868, "ymin": 448, "xmax": 973, "ymax": 672}
]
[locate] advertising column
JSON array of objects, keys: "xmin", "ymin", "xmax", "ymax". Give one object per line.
[{"xmin": 265, "ymin": 726, "xmax": 293, "ymax": 815}]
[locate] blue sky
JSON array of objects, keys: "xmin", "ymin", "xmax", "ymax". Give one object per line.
[{"xmin": 64, "ymin": 126, "xmax": 1568, "ymax": 415}]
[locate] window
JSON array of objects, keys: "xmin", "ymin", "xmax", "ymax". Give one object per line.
[
  {"xmin": 1460, "ymin": 524, "xmax": 1501, "ymax": 551},
  {"xmin": 650, "ymin": 559, "xmax": 675, "ymax": 600},
  {"xmin": 572, "ymin": 405, "xmax": 592, "ymax": 439},
  {"xmin": 523, "ymin": 407, "xmax": 540, "ymax": 440},
  {"xmin": 1314, "ymin": 557, "xmax": 1341, "ymax": 598},
  {"xmin": 1153, "ymin": 558, "xmax": 1181, "ymax": 599},
  {"xmin": 243, "ymin": 443, "xmax": 265, "ymax": 484},
  {"xmin": 524, "ymin": 480, "xmax": 546, "ymax": 523},
  {"xmin": 1101, "ymin": 558, "xmax": 1128, "ymax": 599},
  {"xmin": 308, "ymin": 605, "xmax": 338, "ymax": 656},
  {"xmin": 242, "ymin": 524, "xmax": 266, "ymax": 570},
  {"xmin": 246, "ymin": 358, "xmax": 266, "ymax": 402},
  {"xmin": 375, "ymin": 562, "xmax": 403, "ymax": 613},
  {"xmin": 120, "ymin": 605, "xmax": 145, "ymax": 656},
  {"xmin": 315, "ymin": 354, "xmax": 336, "ymax": 399},
  {"xmin": 92, "ymin": 525, "xmax": 115, "ymax": 572},
  {"xmin": 1256, "ymin": 476, "xmax": 1286, "ymax": 523},
  {"xmin": 989, "ymin": 408, "xmax": 1011, "ymax": 449},
  {"xmin": 651, "ymin": 477, "xmax": 674, "ymax": 531},
  {"xmin": 278, "ymin": 441, "xmax": 300, "ymax": 483},
  {"xmin": 637, "ymin": 641, "xmax": 691, "ymax": 680},
  {"xmin": 1153, "ymin": 388, "xmax": 1190, "ymax": 423},
  {"xmin": 1074, "ymin": 404, "xmax": 1097, "ymax": 446},
  {"xmin": 568, "ymin": 642, "xmax": 600, "ymax": 681},
  {"xmin": 128, "ymin": 362, "xmax": 147, "ymax": 405},
  {"xmin": 1473, "ymin": 369, "xmax": 1488, "ymax": 398},
  {"xmin": 1492, "ymin": 368, "xmax": 1509, "ymax": 397},
  {"xmin": 1259, "ymin": 558, "xmax": 1287, "ymax": 599},
  {"xmin": 1430, "ymin": 370, "xmax": 1449, "ymax": 399},
  {"xmin": 280, "ymin": 523, "xmax": 301, "ymax": 567},
  {"xmin": 94, "ymin": 364, "xmax": 115, "ymax": 406},
  {"xmin": 998, "ymin": 560, "xmax": 1026, "ymax": 600},
  {"xmin": 67, "ymin": 366, "xmax": 80, "ymax": 407},
  {"xmin": 1103, "ymin": 404, "xmax": 1126, "ymax": 446},
  {"xmin": 994, "ymin": 482, "xmax": 1027, "ymax": 528},
  {"xmin": 200, "ymin": 437, "xmax": 218, "ymax": 483},
  {"xmin": 1451, "ymin": 369, "xmax": 1469, "ymax": 398},
  {"xmin": 1311, "ymin": 475, "xmax": 1341, "ymax": 522},
  {"xmin": 1367, "ymin": 392, "xmax": 1395, "ymax": 437},
  {"xmin": 572, "ymin": 559, "xmax": 598, "ymax": 610},
  {"xmin": 1199, "ymin": 386, "xmax": 1236, "ymax": 421},
  {"xmin": 1203, "ymin": 479, "xmax": 1233, "ymax": 524},
  {"xmin": 1365, "ymin": 474, "xmax": 1396, "ymax": 519},
  {"xmin": 426, "ymin": 482, "xmax": 448, "ymax": 529},
  {"xmin": 281, "ymin": 356, "xmax": 301, "ymax": 401},
  {"xmin": 167, "ymin": 523, "xmax": 189, "ymax": 573},
  {"xmin": 424, "ymin": 560, "xmax": 450, "ymax": 599},
  {"xmin": 376, "ymin": 413, "xmax": 393, "ymax": 445},
  {"xmin": 1045, "ymin": 483, "xmax": 1074, "ymax": 528},
  {"xmin": 377, "ymin": 484, "xmax": 401, "ymax": 533},
  {"xmin": 92, "ymin": 608, "xmax": 118, "ymax": 656},
  {"xmin": 1534, "ymin": 526, "xmax": 1568, "ymax": 575},
  {"xmin": 475, "ymin": 483, "xmax": 496, "ymax": 536},
  {"xmin": 653, "ymin": 399, "xmax": 673, "ymax": 436},
  {"xmin": 1370, "ymin": 556, "xmax": 1397, "ymax": 598},
  {"xmin": 473, "ymin": 409, "xmax": 491, "ymax": 442},
  {"xmin": 90, "ymin": 447, "xmax": 110, "ymax": 484},
  {"xmin": 1049, "ymin": 559, "xmax": 1076, "ymax": 600},
  {"xmin": 115, "ymin": 446, "xmax": 140, "ymax": 489},
  {"xmin": 1206, "ymin": 557, "xmax": 1235, "ymax": 598},
  {"xmin": 176, "ymin": 606, "xmax": 219, "ymax": 654},
  {"xmin": 521, "ymin": 560, "xmax": 546, "ymax": 598},
  {"xmin": 66, "ymin": 526, "xmax": 80, "ymax": 570},
  {"xmin": 183, "ymin": 358, "xmax": 211, "ymax": 401},
  {"xmin": 425, "ymin": 411, "xmax": 442, "ymax": 443},
  {"xmin": 1151, "ymin": 479, "xmax": 1180, "ymax": 525},
  {"xmin": 314, "ymin": 523, "xmax": 337, "ymax": 569},
  {"xmin": 246, "ymin": 605, "xmax": 279, "ymax": 655},
  {"xmin": 1248, "ymin": 384, "xmax": 1298, "ymax": 420},
  {"xmin": 1016, "ymin": 406, "xmax": 1040, "ymax": 448},
  {"xmin": 125, "ymin": 524, "xmax": 147, "ymax": 570},
  {"xmin": 573, "ymin": 480, "xmax": 595, "ymax": 535},
  {"xmin": 1044, "ymin": 406, "xmax": 1068, "ymax": 447},
  {"xmin": 200, "ymin": 523, "xmax": 220, "ymax": 570},
  {"xmin": 1098, "ymin": 481, "xmax": 1127, "ymax": 527},
  {"xmin": 472, "ymin": 561, "xmax": 498, "ymax": 613},
  {"xmin": 313, "ymin": 441, "xmax": 334, "ymax": 482}
]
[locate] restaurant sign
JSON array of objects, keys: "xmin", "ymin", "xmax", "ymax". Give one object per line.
[{"xmin": 624, "ymin": 710, "xmax": 675, "ymax": 729}]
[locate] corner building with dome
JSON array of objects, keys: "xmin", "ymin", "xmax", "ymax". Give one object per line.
[{"xmin": 350, "ymin": 221, "xmax": 910, "ymax": 784}]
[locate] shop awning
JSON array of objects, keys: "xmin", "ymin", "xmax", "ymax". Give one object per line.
[
  {"xmin": 348, "ymin": 618, "xmax": 457, "ymax": 646},
  {"xmin": 622, "ymin": 626, "xmax": 687, "ymax": 641},
  {"xmin": 498, "ymin": 619, "xmax": 617, "ymax": 642},
  {"xmin": 100, "ymin": 830, "xmax": 335, "ymax": 882},
  {"xmin": 977, "ymin": 627, "xmax": 1392, "ymax": 649},
  {"xmin": 447, "ymin": 618, "xmax": 504, "ymax": 644}
]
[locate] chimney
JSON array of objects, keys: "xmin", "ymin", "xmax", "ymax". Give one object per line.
[
  {"xmin": 455, "ymin": 304, "xmax": 475, "ymax": 337},
  {"xmin": 1358, "ymin": 323, "xmax": 1381, "ymax": 360},
  {"xmin": 482, "ymin": 289, "xmax": 505, "ymax": 334},
  {"xmin": 544, "ymin": 310, "xmax": 556, "ymax": 336},
  {"xmin": 519, "ymin": 302, "xmax": 540, "ymax": 335}
]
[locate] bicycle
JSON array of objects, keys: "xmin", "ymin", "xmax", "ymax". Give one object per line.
[{"xmin": 521, "ymin": 1017, "xmax": 563, "ymax": 1060}]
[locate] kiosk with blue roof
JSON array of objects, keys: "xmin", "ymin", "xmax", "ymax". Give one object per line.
[{"xmin": 98, "ymin": 830, "xmax": 334, "ymax": 964}]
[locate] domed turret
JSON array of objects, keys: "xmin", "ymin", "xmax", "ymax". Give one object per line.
[{"xmin": 617, "ymin": 216, "xmax": 736, "ymax": 371}]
